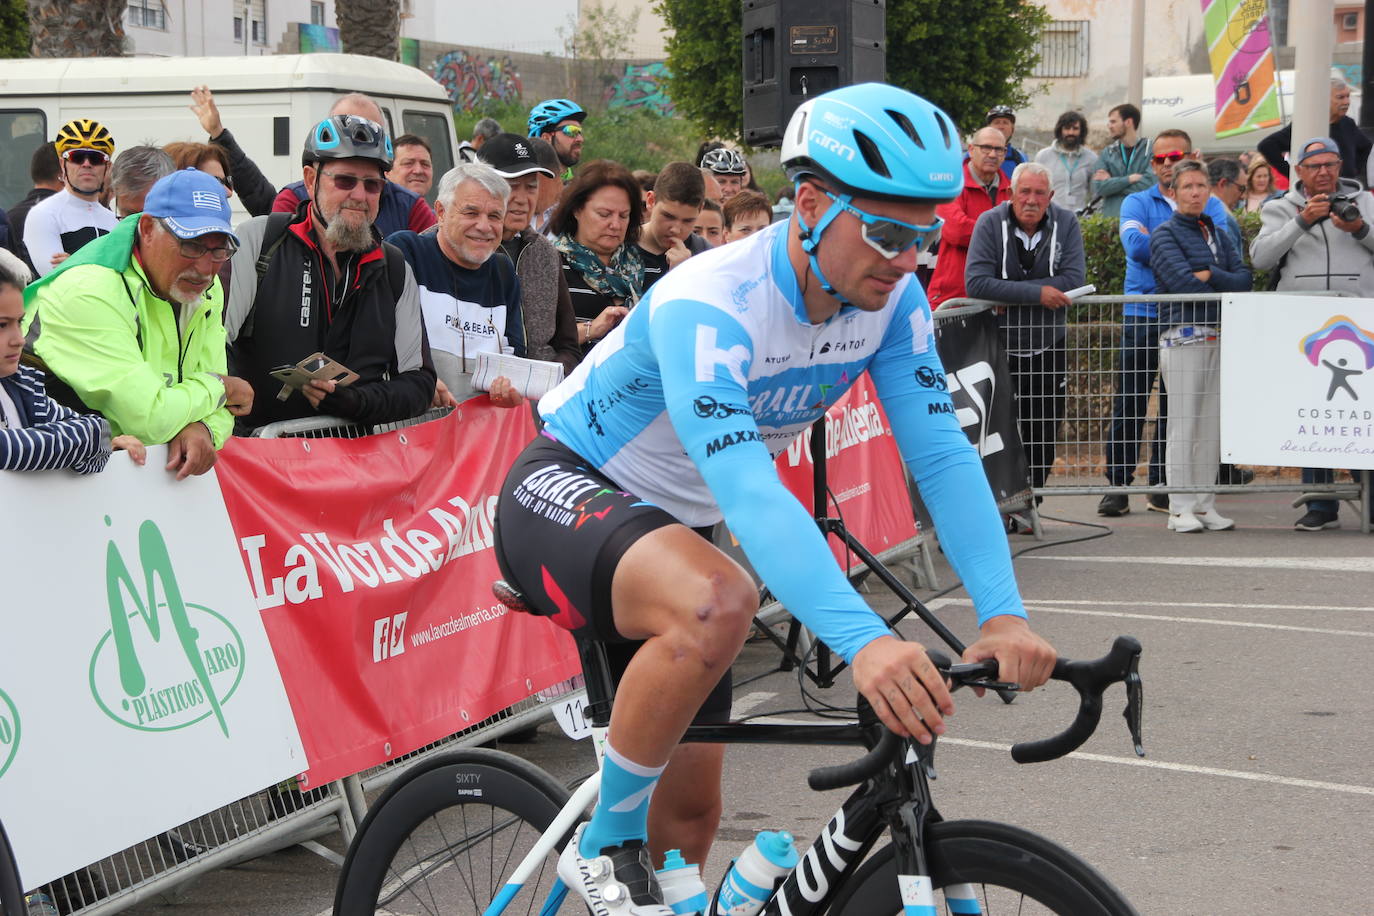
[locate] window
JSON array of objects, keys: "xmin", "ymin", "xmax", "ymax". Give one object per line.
[
  {"xmin": 0, "ymin": 110, "xmax": 46, "ymax": 211},
  {"xmin": 311, "ymin": 2, "xmax": 326, "ymax": 26},
  {"xmin": 1031, "ymin": 20, "xmax": 1090, "ymax": 79},
  {"xmin": 402, "ymin": 110, "xmax": 455, "ymax": 202},
  {"xmin": 252, "ymin": 19, "xmax": 267, "ymax": 44},
  {"xmin": 128, "ymin": 0, "xmax": 167, "ymax": 30},
  {"xmin": 233, "ymin": 16, "xmax": 243, "ymax": 40}
]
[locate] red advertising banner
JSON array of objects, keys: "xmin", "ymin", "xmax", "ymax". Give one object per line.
[
  {"xmin": 774, "ymin": 374, "xmax": 919, "ymax": 568},
  {"xmin": 214, "ymin": 405, "xmax": 580, "ymax": 786}
]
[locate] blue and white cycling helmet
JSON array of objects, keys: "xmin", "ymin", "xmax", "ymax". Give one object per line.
[
  {"xmin": 527, "ymin": 99, "xmax": 587, "ymax": 137},
  {"xmin": 781, "ymin": 82, "xmax": 962, "ymax": 203},
  {"xmin": 304, "ymin": 114, "xmax": 394, "ymax": 170}
]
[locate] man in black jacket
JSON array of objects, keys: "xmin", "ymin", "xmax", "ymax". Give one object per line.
[
  {"xmin": 221, "ymin": 115, "xmax": 435, "ymax": 432},
  {"xmin": 1258, "ymin": 79, "xmax": 1371, "ymax": 184},
  {"xmin": 965, "ymin": 161, "xmax": 1086, "ymax": 492}
]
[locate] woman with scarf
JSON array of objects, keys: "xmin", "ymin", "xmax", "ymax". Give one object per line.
[{"xmin": 550, "ymin": 160, "xmax": 642, "ymax": 353}]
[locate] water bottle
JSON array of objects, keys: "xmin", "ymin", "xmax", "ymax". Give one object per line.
[
  {"xmin": 714, "ymin": 830, "xmax": 798, "ymax": 916},
  {"xmin": 656, "ymin": 848, "xmax": 709, "ymax": 915}
]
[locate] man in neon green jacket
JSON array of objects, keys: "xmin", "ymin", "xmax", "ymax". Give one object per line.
[{"xmin": 21, "ymin": 168, "xmax": 254, "ymax": 478}]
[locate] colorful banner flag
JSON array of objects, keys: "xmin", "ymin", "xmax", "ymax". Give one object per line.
[{"xmin": 1202, "ymin": 0, "xmax": 1282, "ymax": 139}]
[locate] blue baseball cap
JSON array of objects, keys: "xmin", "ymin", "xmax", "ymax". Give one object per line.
[
  {"xmin": 142, "ymin": 168, "xmax": 239, "ymax": 243},
  {"xmin": 1298, "ymin": 137, "xmax": 1341, "ymax": 164}
]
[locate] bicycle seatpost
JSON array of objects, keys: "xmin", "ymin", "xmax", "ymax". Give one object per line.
[{"xmin": 577, "ymin": 638, "xmax": 617, "ymax": 730}]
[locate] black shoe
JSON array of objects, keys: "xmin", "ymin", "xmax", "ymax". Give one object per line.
[
  {"xmin": 1219, "ymin": 463, "xmax": 1255, "ymax": 485},
  {"xmin": 1097, "ymin": 493, "xmax": 1129, "ymax": 516},
  {"xmin": 1294, "ymin": 509, "xmax": 1340, "ymax": 531},
  {"xmin": 1146, "ymin": 493, "xmax": 1170, "ymax": 513}
]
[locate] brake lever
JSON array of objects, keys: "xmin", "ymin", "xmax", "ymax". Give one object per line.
[{"xmin": 1123, "ymin": 651, "xmax": 1145, "ymax": 757}]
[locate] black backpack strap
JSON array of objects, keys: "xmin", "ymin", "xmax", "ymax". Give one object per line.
[
  {"xmin": 242, "ymin": 211, "xmax": 296, "ymax": 339},
  {"xmin": 380, "ymin": 239, "xmax": 407, "ymax": 302}
]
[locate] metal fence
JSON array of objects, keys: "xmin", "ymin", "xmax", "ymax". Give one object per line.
[
  {"xmin": 936, "ymin": 294, "xmax": 1370, "ymax": 533},
  {"xmin": 14, "ymin": 407, "xmax": 581, "ymax": 915}
]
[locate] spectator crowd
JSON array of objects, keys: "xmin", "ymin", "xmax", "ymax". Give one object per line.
[{"xmin": 2, "ymin": 79, "xmax": 1369, "ymax": 535}]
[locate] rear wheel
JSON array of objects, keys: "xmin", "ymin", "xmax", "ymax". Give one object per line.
[
  {"xmin": 334, "ymin": 748, "xmax": 578, "ymax": 915},
  {"xmin": 829, "ymin": 819, "xmax": 1137, "ymax": 915}
]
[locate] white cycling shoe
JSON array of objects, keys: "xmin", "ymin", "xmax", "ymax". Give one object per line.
[{"xmin": 558, "ymin": 823, "xmax": 675, "ymax": 916}]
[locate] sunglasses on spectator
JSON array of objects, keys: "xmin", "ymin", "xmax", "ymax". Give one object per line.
[
  {"xmin": 158, "ymin": 220, "xmax": 238, "ymax": 262},
  {"xmin": 1152, "ymin": 150, "xmax": 1187, "ymax": 163},
  {"xmin": 63, "ymin": 149, "xmax": 109, "ymax": 166},
  {"xmin": 558, "ymin": 124, "xmax": 584, "ymax": 138},
  {"xmin": 322, "ymin": 171, "xmax": 386, "ymax": 194},
  {"xmin": 970, "ymin": 144, "xmax": 1006, "ymax": 156},
  {"xmin": 214, "ymin": 174, "xmax": 234, "ymax": 191},
  {"xmin": 1299, "ymin": 159, "xmax": 1340, "ymax": 172},
  {"xmin": 824, "ymin": 191, "xmax": 942, "ymax": 259}
]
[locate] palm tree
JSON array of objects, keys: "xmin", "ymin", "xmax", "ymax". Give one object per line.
[
  {"xmin": 28, "ymin": 0, "xmax": 127, "ymax": 57},
  {"xmin": 336, "ymin": 0, "xmax": 400, "ymax": 61}
]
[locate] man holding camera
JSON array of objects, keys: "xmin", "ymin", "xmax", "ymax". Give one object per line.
[{"xmin": 1251, "ymin": 137, "xmax": 1374, "ymax": 531}]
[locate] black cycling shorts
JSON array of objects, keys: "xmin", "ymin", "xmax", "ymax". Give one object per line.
[{"xmin": 494, "ymin": 433, "xmax": 733, "ymax": 724}]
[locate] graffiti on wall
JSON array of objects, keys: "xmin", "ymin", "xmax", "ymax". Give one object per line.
[
  {"xmin": 1334, "ymin": 62, "xmax": 1363, "ymax": 91},
  {"xmin": 432, "ymin": 50, "xmax": 524, "ymax": 112},
  {"xmin": 604, "ymin": 61, "xmax": 675, "ymax": 116}
]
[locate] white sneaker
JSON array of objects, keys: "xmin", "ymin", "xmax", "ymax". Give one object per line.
[
  {"xmin": 1196, "ymin": 510, "xmax": 1235, "ymax": 531},
  {"xmin": 557, "ymin": 823, "xmax": 674, "ymax": 915},
  {"xmin": 1168, "ymin": 512, "xmax": 1204, "ymax": 533}
]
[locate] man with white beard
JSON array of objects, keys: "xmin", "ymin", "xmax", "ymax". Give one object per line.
[
  {"xmin": 21, "ymin": 168, "xmax": 254, "ymax": 478},
  {"xmin": 222, "ymin": 114, "xmax": 436, "ymax": 432}
]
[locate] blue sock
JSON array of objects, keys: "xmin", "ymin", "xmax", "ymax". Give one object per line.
[{"xmin": 579, "ymin": 742, "xmax": 666, "ymax": 857}]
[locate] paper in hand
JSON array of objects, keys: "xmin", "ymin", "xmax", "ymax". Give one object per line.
[{"xmin": 471, "ymin": 351, "xmax": 565, "ymax": 400}]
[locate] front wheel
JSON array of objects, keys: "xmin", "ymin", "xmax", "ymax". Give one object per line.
[
  {"xmin": 829, "ymin": 819, "xmax": 1137, "ymax": 915},
  {"xmin": 334, "ymin": 748, "xmax": 576, "ymax": 915}
]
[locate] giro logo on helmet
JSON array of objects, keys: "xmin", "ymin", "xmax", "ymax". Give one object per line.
[
  {"xmin": 927, "ymin": 172, "xmax": 956, "ymax": 182},
  {"xmin": 808, "ymin": 130, "xmax": 855, "ymax": 162}
]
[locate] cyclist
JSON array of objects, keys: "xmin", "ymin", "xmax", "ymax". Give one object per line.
[
  {"xmin": 23, "ymin": 119, "xmax": 117, "ymax": 277},
  {"xmin": 700, "ymin": 147, "xmax": 749, "ymax": 202},
  {"xmin": 494, "ymin": 82, "xmax": 1056, "ymax": 915}
]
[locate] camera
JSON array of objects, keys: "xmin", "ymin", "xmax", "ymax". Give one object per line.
[{"xmin": 1328, "ymin": 194, "xmax": 1363, "ymax": 222}]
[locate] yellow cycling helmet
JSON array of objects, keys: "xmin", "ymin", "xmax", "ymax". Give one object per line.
[{"xmin": 55, "ymin": 118, "xmax": 115, "ymax": 157}]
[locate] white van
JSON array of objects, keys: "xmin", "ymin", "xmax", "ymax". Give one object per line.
[{"xmin": 0, "ymin": 53, "xmax": 457, "ymax": 214}]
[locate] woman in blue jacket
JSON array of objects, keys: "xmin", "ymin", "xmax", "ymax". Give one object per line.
[{"xmin": 1149, "ymin": 161, "xmax": 1252, "ymax": 533}]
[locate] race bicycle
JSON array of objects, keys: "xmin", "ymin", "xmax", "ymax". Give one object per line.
[{"xmin": 332, "ymin": 582, "xmax": 1145, "ymax": 916}]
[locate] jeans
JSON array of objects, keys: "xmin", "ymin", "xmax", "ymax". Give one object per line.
[
  {"xmin": 1302, "ymin": 467, "xmax": 1340, "ymax": 515},
  {"xmin": 1006, "ymin": 344, "xmax": 1067, "ymax": 490},
  {"xmin": 1105, "ymin": 315, "xmax": 1167, "ymax": 487}
]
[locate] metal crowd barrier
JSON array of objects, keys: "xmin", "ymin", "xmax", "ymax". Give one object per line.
[
  {"xmin": 18, "ymin": 406, "xmax": 581, "ymax": 914},
  {"xmin": 937, "ymin": 294, "xmax": 1370, "ymax": 534}
]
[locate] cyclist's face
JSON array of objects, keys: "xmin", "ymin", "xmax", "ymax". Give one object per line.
[
  {"xmin": 308, "ymin": 158, "xmax": 383, "ymax": 233},
  {"xmin": 550, "ymin": 120, "xmax": 583, "ymax": 167},
  {"xmin": 62, "ymin": 149, "xmax": 110, "ymax": 196},
  {"xmin": 809, "ymin": 189, "xmax": 935, "ymax": 312},
  {"xmin": 714, "ymin": 173, "xmax": 744, "ymax": 199}
]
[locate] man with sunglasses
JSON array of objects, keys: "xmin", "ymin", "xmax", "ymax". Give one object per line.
[
  {"xmin": 24, "ymin": 119, "xmax": 119, "ymax": 278},
  {"xmin": 528, "ymin": 98, "xmax": 587, "ymax": 183},
  {"xmin": 22, "ymin": 169, "xmax": 253, "ymax": 478},
  {"xmin": 1251, "ymin": 137, "xmax": 1374, "ymax": 532},
  {"xmin": 926, "ymin": 126, "xmax": 1012, "ymax": 306},
  {"xmin": 223, "ymin": 115, "xmax": 436, "ymax": 432},
  {"xmin": 1099, "ymin": 128, "xmax": 1233, "ymax": 517},
  {"xmin": 493, "ymin": 84, "xmax": 1055, "ymax": 915}
]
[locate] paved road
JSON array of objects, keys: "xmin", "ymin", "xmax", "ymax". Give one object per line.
[{"xmin": 122, "ymin": 488, "xmax": 1374, "ymax": 915}]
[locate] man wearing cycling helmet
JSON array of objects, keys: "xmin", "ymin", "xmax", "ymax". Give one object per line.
[
  {"xmin": 494, "ymin": 83, "xmax": 1056, "ymax": 915},
  {"xmin": 985, "ymin": 105, "xmax": 1027, "ymax": 180},
  {"xmin": 24, "ymin": 119, "xmax": 118, "ymax": 277},
  {"xmin": 700, "ymin": 147, "xmax": 749, "ymax": 202},
  {"xmin": 528, "ymin": 98, "xmax": 587, "ymax": 183},
  {"xmin": 222, "ymin": 115, "xmax": 436, "ymax": 432}
]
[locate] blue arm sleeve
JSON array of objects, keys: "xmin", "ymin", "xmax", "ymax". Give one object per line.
[
  {"xmin": 648, "ymin": 298, "xmax": 893, "ymax": 663},
  {"xmin": 867, "ymin": 286, "xmax": 1026, "ymax": 627},
  {"xmin": 1119, "ymin": 193, "xmax": 1154, "ymax": 264}
]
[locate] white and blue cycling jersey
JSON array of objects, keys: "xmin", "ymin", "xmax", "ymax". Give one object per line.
[{"xmin": 539, "ymin": 220, "xmax": 1025, "ymax": 662}]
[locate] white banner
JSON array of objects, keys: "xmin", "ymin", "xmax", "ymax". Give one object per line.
[
  {"xmin": 0, "ymin": 451, "xmax": 305, "ymax": 889},
  {"xmin": 1221, "ymin": 294, "xmax": 1374, "ymax": 469}
]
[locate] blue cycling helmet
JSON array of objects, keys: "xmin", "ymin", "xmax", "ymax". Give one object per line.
[
  {"xmin": 781, "ymin": 83, "xmax": 962, "ymax": 203},
  {"xmin": 527, "ymin": 99, "xmax": 587, "ymax": 137},
  {"xmin": 304, "ymin": 115, "xmax": 394, "ymax": 171}
]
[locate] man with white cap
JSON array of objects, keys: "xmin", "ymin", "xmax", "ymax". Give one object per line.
[{"xmin": 22, "ymin": 167, "xmax": 253, "ymax": 478}]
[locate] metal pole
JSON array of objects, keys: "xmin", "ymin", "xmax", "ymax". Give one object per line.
[
  {"xmin": 1290, "ymin": 0, "xmax": 1336, "ymax": 165},
  {"xmin": 1127, "ymin": 0, "xmax": 1146, "ymax": 108}
]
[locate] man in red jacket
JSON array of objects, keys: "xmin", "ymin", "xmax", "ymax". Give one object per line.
[{"xmin": 927, "ymin": 126, "xmax": 1011, "ymax": 306}]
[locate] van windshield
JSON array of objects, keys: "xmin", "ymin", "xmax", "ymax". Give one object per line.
[
  {"xmin": 402, "ymin": 110, "xmax": 454, "ymax": 205},
  {"xmin": 0, "ymin": 111, "xmax": 48, "ymax": 211}
]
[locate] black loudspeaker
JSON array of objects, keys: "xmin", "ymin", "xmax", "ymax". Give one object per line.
[{"xmin": 742, "ymin": 0, "xmax": 886, "ymax": 147}]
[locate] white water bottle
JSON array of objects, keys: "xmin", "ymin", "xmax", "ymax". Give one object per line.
[
  {"xmin": 656, "ymin": 848, "xmax": 709, "ymax": 914},
  {"xmin": 714, "ymin": 830, "xmax": 798, "ymax": 916}
]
